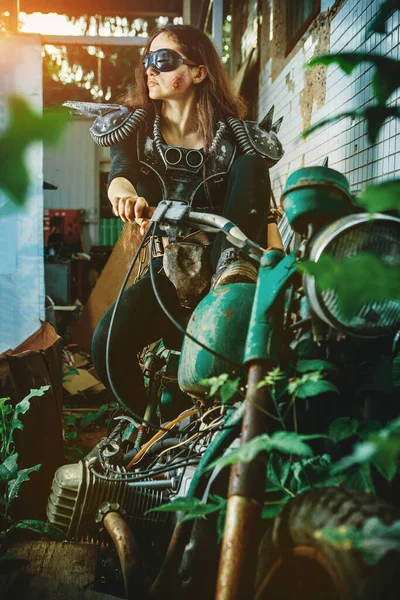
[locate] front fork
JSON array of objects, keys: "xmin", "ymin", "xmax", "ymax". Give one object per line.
[{"xmin": 216, "ymin": 250, "xmax": 297, "ymax": 600}]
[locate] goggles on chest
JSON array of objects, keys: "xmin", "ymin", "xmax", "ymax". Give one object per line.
[{"xmin": 143, "ymin": 48, "xmax": 198, "ymax": 72}]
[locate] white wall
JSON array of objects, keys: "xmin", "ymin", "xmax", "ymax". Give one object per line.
[
  {"xmin": 44, "ymin": 117, "xmax": 109, "ymax": 250},
  {"xmin": 0, "ymin": 34, "xmax": 45, "ymax": 352},
  {"xmin": 260, "ymin": 0, "xmax": 400, "ymax": 198}
]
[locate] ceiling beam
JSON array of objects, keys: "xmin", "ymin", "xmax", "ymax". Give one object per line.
[{"xmin": 40, "ymin": 35, "xmax": 147, "ymax": 47}]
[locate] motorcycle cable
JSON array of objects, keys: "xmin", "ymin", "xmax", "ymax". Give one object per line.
[
  {"xmin": 94, "ymin": 425, "xmax": 228, "ymax": 482},
  {"xmin": 89, "ymin": 458, "xmax": 200, "ymax": 483},
  {"xmin": 148, "ymin": 223, "xmax": 243, "ymax": 370},
  {"xmin": 105, "ymin": 224, "xmax": 242, "ymax": 436},
  {"xmin": 105, "ymin": 227, "xmax": 199, "ymax": 435}
]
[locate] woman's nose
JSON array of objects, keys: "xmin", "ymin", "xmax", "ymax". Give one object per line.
[{"xmin": 146, "ymin": 66, "xmax": 159, "ymax": 76}]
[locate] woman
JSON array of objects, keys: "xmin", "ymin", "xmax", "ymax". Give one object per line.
[{"xmin": 91, "ymin": 24, "xmax": 283, "ymax": 414}]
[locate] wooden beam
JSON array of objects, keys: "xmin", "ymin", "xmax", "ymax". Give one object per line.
[
  {"xmin": 212, "ymin": 0, "xmax": 223, "ymax": 55},
  {"xmin": 10, "ymin": 0, "xmax": 20, "ymax": 32},
  {"xmin": 40, "ymin": 34, "xmax": 147, "ymax": 47},
  {"xmin": 183, "ymin": 0, "xmax": 192, "ymax": 24}
]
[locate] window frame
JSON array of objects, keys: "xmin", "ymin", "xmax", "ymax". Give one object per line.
[{"xmin": 286, "ymin": 0, "xmax": 321, "ymax": 56}]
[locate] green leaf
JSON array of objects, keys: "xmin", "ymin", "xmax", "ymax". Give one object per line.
[
  {"xmin": 335, "ymin": 441, "xmax": 377, "ymax": 472},
  {"xmin": 295, "ymin": 379, "xmax": 339, "ymax": 399},
  {"xmin": 63, "ymin": 414, "xmax": 77, "ymax": 426},
  {"xmin": 200, "ymin": 373, "xmax": 229, "ymax": 398},
  {"xmin": 206, "ymin": 431, "xmax": 316, "ymax": 473},
  {"xmin": 262, "ymin": 501, "xmax": 288, "ymax": 519},
  {"xmin": 0, "ymin": 453, "xmax": 19, "ymax": 482},
  {"xmin": 290, "ymin": 454, "xmax": 336, "ymax": 493},
  {"xmin": 329, "ymin": 417, "xmax": 359, "ymax": 443},
  {"xmin": 8, "ymin": 464, "xmax": 41, "ymax": 502},
  {"xmin": 80, "ymin": 403, "xmax": 110, "ymax": 428},
  {"xmin": 256, "ymin": 367, "xmax": 286, "ymax": 389},
  {"xmin": 268, "ymin": 452, "xmax": 291, "ymax": 489},
  {"xmin": 307, "ymin": 53, "xmax": 369, "ymax": 75},
  {"xmin": 356, "ymin": 180, "xmax": 400, "ymax": 214},
  {"xmin": 269, "ymin": 431, "xmax": 316, "ymax": 456},
  {"xmin": 0, "ymin": 97, "xmax": 69, "ymax": 204},
  {"xmin": 343, "ymin": 463, "xmax": 376, "ymax": 495},
  {"xmin": 65, "ymin": 430, "xmax": 77, "ymax": 440},
  {"xmin": 317, "ymin": 517, "xmax": 400, "ymax": 566},
  {"xmin": 295, "ymin": 359, "xmax": 337, "ymax": 374},
  {"xmin": 307, "ymin": 53, "xmax": 400, "ymax": 104},
  {"xmin": 20, "ymin": 387, "xmax": 50, "ymax": 402},
  {"xmin": 298, "ymin": 253, "xmax": 400, "ymax": 319},
  {"xmin": 62, "ymin": 366, "xmax": 80, "ymax": 380},
  {"xmin": 145, "ymin": 496, "xmax": 222, "ymax": 523},
  {"xmin": 216, "ymin": 498, "xmax": 227, "ymax": 543},
  {"xmin": 12, "ymin": 520, "xmax": 65, "ymax": 540},
  {"xmin": 367, "ymin": 0, "xmax": 400, "ymax": 36},
  {"xmin": 220, "ymin": 377, "xmax": 241, "ymax": 404},
  {"xmin": 357, "ymin": 420, "xmax": 382, "ymax": 440},
  {"xmin": 302, "ymin": 106, "xmax": 400, "ymax": 143},
  {"xmin": 335, "ymin": 416, "xmax": 400, "ymax": 482}
]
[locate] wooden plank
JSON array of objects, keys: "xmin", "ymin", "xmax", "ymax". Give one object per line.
[
  {"xmin": 71, "ymin": 223, "xmax": 146, "ymax": 354},
  {"xmin": 3, "ymin": 541, "xmax": 99, "ymax": 588},
  {"xmin": 1, "ymin": 540, "xmax": 121, "ymax": 599}
]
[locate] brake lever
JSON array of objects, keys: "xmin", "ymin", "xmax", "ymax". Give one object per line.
[{"xmin": 150, "ymin": 200, "xmax": 192, "ymax": 236}]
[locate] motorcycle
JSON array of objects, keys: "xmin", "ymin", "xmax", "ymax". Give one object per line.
[{"xmin": 47, "ymin": 165, "xmax": 400, "ymax": 600}]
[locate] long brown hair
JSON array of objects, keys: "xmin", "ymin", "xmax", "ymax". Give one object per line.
[{"xmin": 122, "ymin": 24, "xmax": 247, "ymax": 152}]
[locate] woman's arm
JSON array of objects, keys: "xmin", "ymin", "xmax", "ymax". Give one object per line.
[{"xmin": 108, "ymin": 176, "xmax": 154, "ymax": 235}]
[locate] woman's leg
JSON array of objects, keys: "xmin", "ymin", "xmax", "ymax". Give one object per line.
[
  {"xmin": 212, "ymin": 153, "xmax": 271, "ymax": 266},
  {"xmin": 92, "ymin": 265, "xmax": 184, "ymax": 416}
]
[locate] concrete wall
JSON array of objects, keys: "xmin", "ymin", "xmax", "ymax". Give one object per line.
[
  {"xmin": 0, "ymin": 34, "xmax": 45, "ymax": 352},
  {"xmin": 44, "ymin": 117, "xmax": 110, "ymax": 250},
  {"xmin": 232, "ymin": 0, "xmax": 400, "ymax": 199}
]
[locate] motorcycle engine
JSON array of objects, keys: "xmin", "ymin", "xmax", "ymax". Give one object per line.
[{"xmin": 46, "ymin": 409, "xmax": 216, "ymax": 543}]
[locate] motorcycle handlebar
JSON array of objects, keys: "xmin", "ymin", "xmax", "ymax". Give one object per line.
[{"xmin": 150, "ymin": 200, "xmax": 264, "ymax": 260}]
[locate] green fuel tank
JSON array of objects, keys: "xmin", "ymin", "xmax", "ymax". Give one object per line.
[{"xmin": 178, "ymin": 283, "xmax": 255, "ymax": 397}]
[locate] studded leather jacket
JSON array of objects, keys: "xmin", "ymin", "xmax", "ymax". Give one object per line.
[{"xmin": 64, "ymin": 101, "xmax": 284, "ymax": 216}]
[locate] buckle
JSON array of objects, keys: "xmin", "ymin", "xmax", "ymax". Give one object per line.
[{"xmin": 152, "ymin": 236, "xmax": 164, "ymax": 258}]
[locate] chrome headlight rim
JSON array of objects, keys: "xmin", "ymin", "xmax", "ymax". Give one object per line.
[{"xmin": 303, "ymin": 212, "xmax": 400, "ymax": 338}]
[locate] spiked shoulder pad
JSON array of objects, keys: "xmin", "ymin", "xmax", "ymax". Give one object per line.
[
  {"xmin": 242, "ymin": 121, "xmax": 284, "ymax": 164},
  {"xmin": 90, "ymin": 106, "xmax": 148, "ymax": 147},
  {"xmin": 63, "ymin": 101, "xmax": 148, "ymax": 147}
]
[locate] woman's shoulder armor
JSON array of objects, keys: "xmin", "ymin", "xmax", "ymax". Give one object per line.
[
  {"xmin": 63, "ymin": 101, "xmax": 148, "ymax": 146},
  {"xmin": 226, "ymin": 106, "xmax": 284, "ymax": 167}
]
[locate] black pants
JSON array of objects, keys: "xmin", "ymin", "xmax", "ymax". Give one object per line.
[{"xmin": 92, "ymin": 155, "xmax": 271, "ymax": 413}]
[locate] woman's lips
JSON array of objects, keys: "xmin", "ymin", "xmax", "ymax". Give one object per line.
[{"xmin": 148, "ymin": 80, "xmax": 158, "ymax": 87}]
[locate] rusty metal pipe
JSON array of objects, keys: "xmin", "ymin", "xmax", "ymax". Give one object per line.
[
  {"xmin": 216, "ymin": 362, "xmax": 270, "ymax": 600},
  {"xmin": 103, "ymin": 511, "xmax": 138, "ymax": 600}
]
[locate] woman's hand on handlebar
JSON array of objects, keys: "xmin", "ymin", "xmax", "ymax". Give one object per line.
[{"xmin": 111, "ymin": 195, "xmax": 155, "ymax": 236}]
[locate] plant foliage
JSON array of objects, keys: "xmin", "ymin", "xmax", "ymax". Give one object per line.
[
  {"xmin": 298, "ymin": 253, "xmax": 400, "ymax": 318},
  {"xmin": 316, "ymin": 517, "xmax": 400, "ymax": 565},
  {"xmin": 0, "ymin": 97, "xmax": 69, "ymax": 205},
  {"xmin": 0, "ymin": 387, "xmax": 64, "ymax": 559}
]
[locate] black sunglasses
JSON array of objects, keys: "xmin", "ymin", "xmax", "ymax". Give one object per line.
[{"xmin": 143, "ymin": 48, "xmax": 198, "ymax": 72}]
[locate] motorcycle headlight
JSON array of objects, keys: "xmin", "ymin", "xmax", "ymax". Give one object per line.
[{"xmin": 303, "ymin": 213, "xmax": 400, "ymax": 337}]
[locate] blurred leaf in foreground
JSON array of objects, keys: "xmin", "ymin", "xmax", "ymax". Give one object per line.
[
  {"xmin": 356, "ymin": 180, "xmax": 400, "ymax": 214},
  {"xmin": 0, "ymin": 96, "xmax": 69, "ymax": 205},
  {"xmin": 298, "ymin": 253, "xmax": 400, "ymax": 318},
  {"xmin": 367, "ymin": 0, "xmax": 400, "ymax": 36},
  {"xmin": 307, "ymin": 53, "xmax": 400, "ymax": 104},
  {"xmin": 302, "ymin": 106, "xmax": 400, "ymax": 143}
]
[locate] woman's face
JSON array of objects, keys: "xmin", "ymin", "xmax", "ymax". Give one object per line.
[{"xmin": 145, "ymin": 32, "xmax": 198, "ymax": 101}]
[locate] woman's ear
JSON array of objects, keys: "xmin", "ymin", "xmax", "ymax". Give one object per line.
[{"xmin": 193, "ymin": 65, "xmax": 208, "ymax": 84}]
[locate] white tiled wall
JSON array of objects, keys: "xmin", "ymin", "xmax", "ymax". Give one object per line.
[{"xmin": 259, "ymin": 0, "xmax": 400, "ymax": 198}]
